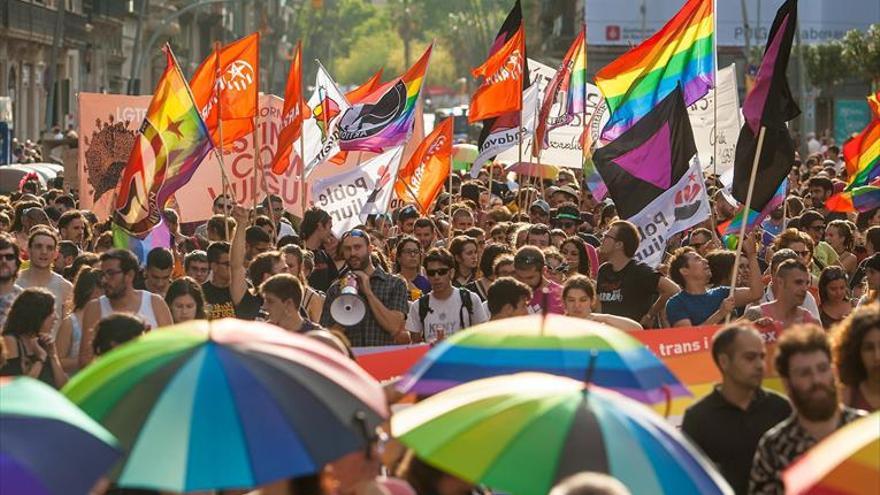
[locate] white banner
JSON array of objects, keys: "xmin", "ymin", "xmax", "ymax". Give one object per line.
[
  {"xmin": 687, "ymin": 64, "xmax": 741, "ymax": 176},
  {"xmin": 628, "ymin": 160, "xmax": 711, "ymax": 267},
  {"xmin": 497, "ymin": 59, "xmax": 609, "ymax": 169},
  {"xmin": 311, "ymin": 146, "xmax": 405, "ymax": 237}
]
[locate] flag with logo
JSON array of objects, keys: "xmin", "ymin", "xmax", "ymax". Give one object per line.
[
  {"xmin": 269, "ymin": 41, "xmax": 307, "ymax": 175},
  {"xmin": 114, "ymin": 44, "xmax": 213, "ymax": 262},
  {"xmin": 302, "ymin": 63, "xmax": 351, "ymax": 177},
  {"xmin": 311, "ymin": 146, "xmax": 405, "ymax": 237},
  {"xmin": 338, "ymin": 44, "xmax": 432, "ymax": 152},
  {"xmin": 395, "ymin": 117, "xmax": 452, "ymax": 214},
  {"xmin": 534, "ymin": 26, "xmax": 586, "ymax": 156},
  {"xmin": 189, "ymin": 32, "xmax": 259, "ymax": 149}
]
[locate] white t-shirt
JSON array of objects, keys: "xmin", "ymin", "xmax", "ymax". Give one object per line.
[{"xmin": 406, "ymin": 289, "xmax": 488, "ymax": 341}]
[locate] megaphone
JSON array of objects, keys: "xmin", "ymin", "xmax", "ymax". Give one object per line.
[{"xmin": 330, "ymin": 273, "xmax": 366, "ymax": 326}]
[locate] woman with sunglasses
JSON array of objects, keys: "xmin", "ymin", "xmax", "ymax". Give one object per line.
[{"xmin": 819, "ymin": 266, "xmax": 853, "ymax": 329}]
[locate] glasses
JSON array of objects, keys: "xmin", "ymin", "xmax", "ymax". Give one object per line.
[
  {"xmin": 0, "ymin": 253, "xmax": 16, "ymax": 261},
  {"xmin": 515, "ymin": 254, "xmax": 542, "ymax": 266},
  {"xmin": 425, "ymin": 267, "xmax": 451, "ymax": 277},
  {"xmin": 559, "ymin": 221, "xmax": 575, "ymax": 229},
  {"xmin": 400, "ymin": 248, "xmax": 421, "ymax": 256},
  {"xmin": 97, "ymin": 269, "xmax": 124, "ymax": 279}
]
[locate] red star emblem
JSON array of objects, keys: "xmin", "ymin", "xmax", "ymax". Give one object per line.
[{"xmin": 166, "ymin": 118, "xmax": 184, "ymax": 139}]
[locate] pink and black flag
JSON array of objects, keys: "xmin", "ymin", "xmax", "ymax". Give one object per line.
[
  {"xmin": 732, "ymin": 0, "xmax": 800, "ymax": 211},
  {"xmin": 592, "ymin": 86, "xmax": 696, "ymax": 219}
]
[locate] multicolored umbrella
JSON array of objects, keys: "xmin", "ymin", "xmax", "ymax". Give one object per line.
[
  {"xmin": 392, "ymin": 373, "xmax": 732, "ymax": 495},
  {"xmin": 63, "ymin": 318, "xmax": 389, "ymax": 493},
  {"xmin": 782, "ymin": 411, "xmax": 880, "ymax": 495},
  {"xmin": 452, "ymin": 143, "xmax": 478, "ymax": 171},
  {"xmin": 1, "ymin": 376, "xmax": 121, "ymax": 495},
  {"xmin": 505, "ymin": 161, "xmax": 561, "ymax": 179},
  {"xmin": 397, "ymin": 314, "xmax": 689, "ymax": 406}
]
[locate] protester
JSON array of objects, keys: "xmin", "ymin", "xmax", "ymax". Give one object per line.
[
  {"xmin": 857, "ymin": 253, "xmax": 880, "ymax": 306},
  {"xmin": 485, "ymin": 276, "xmax": 532, "ymax": 321},
  {"xmin": 831, "ymin": 303, "xmax": 880, "ymax": 411},
  {"xmin": 260, "ymin": 274, "xmax": 323, "ymax": 333},
  {"xmin": 745, "ymin": 259, "xmax": 818, "ymax": 331},
  {"xmin": 513, "ymin": 246, "xmax": 564, "ymax": 315},
  {"xmin": 183, "ymin": 250, "xmax": 211, "ymax": 285},
  {"xmin": 757, "ymin": 248, "xmax": 822, "ymax": 320},
  {"xmin": 406, "ymin": 247, "xmax": 487, "ymax": 342},
  {"xmin": 16, "ymin": 227, "xmax": 72, "ymax": 333},
  {"xmin": 562, "ymin": 275, "xmax": 641, "ymax": 331},
  {"xmin": 279, "ymin": 244, "xmax": 325, "ymax": 322},
  {"xmin": 394, "ymin": 236, "xmax": 430, "ymax": 299},
  {"xmin": 817, "ymin": 266, "xmax": 852, "ymax": 328},
  {"xmin": 750, "ymin": 324, "xmax": 867, "ymax": 494},
  {"xmin": 825, "ymin": 220, "xmax": 858, "ymax": 276},
  {"xmin": 559, "ymin": 236, "xmax": 592, "ymax": 278},
  {"xmin": 79, "ymin": 249, "xmax": 173, "ymax": 366},
  {"xmin": 91, "ymin": 314, "xmax": 147, "ymax": 357},
  {"xmin": 143, "ymin": 247, "xmax": 175, "ymax": 297},
  {"xmin": 202, "ymin": 241, "xmax": 237, "ymax": 319},
  {"xmin": 449, "ymin": 235, "xmax": 479, "ymax": 287},
  {"xmin": 0, "ymin": 288, "xmax": 67, "ymax": 387},
  {"xmin": 230, "ymin": 206, "xmax": 284, "ymax": 320},
  {"xmin": 682, "ymin": 324, "xmax": 791, "ymax": 495},
  {"xmin": 56, "ymin": 267, "xmax": 102, "ymax": 373},
  {"xmin": 666, "ymin": 234, "xmax": 763, "ymax": 327},
  {"xmin": 0, "ymin": 233, "xmax": 23, "ymax": 329},
  {"xmin": 466, "ymin": 243, "xmax": 511, "ymax": 301},
  {"xmin": 321, "ymin": 229, "xmax": 408, "ymax": 346},
  {"xmin": 164, "ymin": 277, "xmax": 207, "ymax": 323},
  {"xmin": 596, "ymin": 221, "xmax": 679, "ymax": 326},
  {"xmin": 302, "ymin": 207, "xmax": 338, "ymax": 292},
  {"xmin": 412, "ymin": 218, "xmax": 436, "ymax": 251}
]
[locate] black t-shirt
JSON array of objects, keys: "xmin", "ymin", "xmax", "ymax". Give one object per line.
[
  {"xmin": 596, "ymin": 260, "xmax": 660, "ymax": 321},
  {"xmin": 308, "ymin": 248, "xmax": 339, "ymax": 293},
  {"xmin": 681, "ymin": 388, "xmax": 791, "ymax": 495},
  {"xmin": 201, "ymin": 281, "xmax": 262, "ymax": 320}
]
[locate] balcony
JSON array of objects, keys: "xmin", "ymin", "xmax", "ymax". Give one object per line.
[{"xmin": 0, "ymin": 0, "xmax": 90, "ymax": 46}]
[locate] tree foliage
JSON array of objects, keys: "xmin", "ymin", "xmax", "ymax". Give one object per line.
[
  {"xmin": 802, "ymin": 41, "xmax": 847, "ymax": 90},
  {"xmin": 839, "ymin": 24, "xmax": 880, "ymax": 88}
]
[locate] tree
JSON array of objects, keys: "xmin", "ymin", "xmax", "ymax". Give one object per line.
[
  {"xmin": 802, "ymin": 41, "xmax": 848, "ymax": 92},
  {"xmin": 840, "ymin": 24, "xmax": 880, "ymax": 89}
]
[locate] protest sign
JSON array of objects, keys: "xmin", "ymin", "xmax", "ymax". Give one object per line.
[{"xmin": 687, "ymin": 63, "xmax": 741, "ymax": 176}]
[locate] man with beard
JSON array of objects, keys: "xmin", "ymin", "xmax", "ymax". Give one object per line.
[
  {"xmin": 57, "ymin": 210, "xmax": 87, "ymax": 248},
  {"xmin": 761, "ymin": 203, "xmax": 786, "ymax": 245},
  {"xmin": 750, "ymin": 324, "xmax": 866, "ymax": 494},
  {"xmin": 17, "ymin": 227, "xmax": 72, "ymax": 335},
  {"xmin": 0, "ymin": 234, "xmax": 22, "ymax": 329},
  {"xmin": 78, "ymin": 249, "xmax": 173, "ymax": 367},
  {"xmin": 320, "ymin": 229, "xmax": 408, "ymax": 347},
  {"xmin": 682, "ymin": 325, "xmax": 791, "ymax": 495}
]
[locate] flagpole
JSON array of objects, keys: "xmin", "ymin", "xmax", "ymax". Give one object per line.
[
  {"xmin": 726, "ymin": 125, "xmax": 766, "ymax": 323},
  {"xmin": 211, "ymin": 41, "xmax": 234, "ymax": 242},
  {"xmin": 299, "ymin": 130, "xmax": 307, "ymax": 215},
  {"xmin": 712, "ymin": 0, "xmax": 719, "ymax": 178},
  {"xmin": 401, "ymin": 179, "xmax": 425, "ymax": 215}
]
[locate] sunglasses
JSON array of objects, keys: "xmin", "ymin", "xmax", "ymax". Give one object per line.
[
  {"xmin": 559, "ymin": 221, "xmax": 576, "ymax": 229},
  {"xmin": 425, "ymin": 267, "xmax": 451, "ymax": 277},
  {"xmin": 0, "ymin": 253, "xmax": 16, "ymax": 261}
]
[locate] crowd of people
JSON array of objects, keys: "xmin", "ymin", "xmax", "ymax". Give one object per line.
[{"xmin": 0, "ymin": 144, "xmax": 878, "ymax": 495}]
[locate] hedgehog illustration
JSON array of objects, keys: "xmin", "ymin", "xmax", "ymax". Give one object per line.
[{"xmin": 83, "ymin": 115, "xmax": 137, "ymax": 203}]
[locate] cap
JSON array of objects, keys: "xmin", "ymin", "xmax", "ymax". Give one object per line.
[
  {"xmin": 529, "ymin": 199, "xmax": 550, "ymax": 214},
  {"xmin": 554, "ymin": 185, "xmax": 580, "ymax": 201},
  {"xmin": 555, "ymin": 204, "xmax": 581, "ymax": 221}
]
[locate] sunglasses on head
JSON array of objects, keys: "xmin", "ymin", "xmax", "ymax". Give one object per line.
[{"xmin": 341, "ymin": 229, "xmax": 368, "ymax": 241}]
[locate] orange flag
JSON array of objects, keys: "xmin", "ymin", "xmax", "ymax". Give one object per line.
[
  {"xmin": 190, "ymin": 33, "xmax": 259, "ymax": 149},
  {"xmin": 395, "ymin": 117, "xmax": 453, "ymax": 214},
  {"xmin": 269, "ymin": 42, "xmax": 307, "ymax": 175},
  {"xmin": 468, "ymin": 25, "xmax": 525, "ymax": 123},
  {"xmin": 347, "ymin": 68, "xmax": 384, "ymax": 103}
]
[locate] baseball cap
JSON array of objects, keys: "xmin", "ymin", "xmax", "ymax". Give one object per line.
[
  {"xmin": 554, "ymin": 185, "xmax": 580, "ymax": 201},
  {"xmin": 529, "ymin": 199, "xmax": 550, "ymax": 214},
  {"xmin": 555, "ymin": 204, "xmax": 581, "ymax": 221}
]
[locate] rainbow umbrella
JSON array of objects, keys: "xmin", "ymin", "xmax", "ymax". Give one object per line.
[
  {"xmin": 62, "ymin": 318, "xmax": 389, "ymax": 493},
  {"xmin": 397, "ymin": 314, "xmax": 688, "ymax": 406},
  {"xmin": 392, "ymin": 373, "xmax": 732, "ymax": 495},
  {"xmin": 452, "ymin": 143, "xmax": 478, "ymax": 171},
  {"xmin": 1, "ymin": 376, "xmax": 121, "ymax": 495},
  {"xmin": 782, "ymin": 411, "xmax": 880, "ymax": 495}
]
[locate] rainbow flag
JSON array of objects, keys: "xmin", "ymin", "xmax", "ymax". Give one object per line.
[
  {"xmin": 596, "ymin": 0, "xmax": 714, "ymax": 141},
  {"xmin": 338, "ymin": 44, "xmax": 432, "ymax": 152},
  {"xmin": 718, "ymin": 178, "xmax": 788, "ymax": 236},
  {"xmin": 113, "ymin": 44, "xmax": 213, "ymax": 261},
  {"xmin": 534, "ymin": 27, "xmax": 587, "ymax": 155},
  {"xmin": 826, "ymin": 116, "xmax": 880, "ymax": 213}
]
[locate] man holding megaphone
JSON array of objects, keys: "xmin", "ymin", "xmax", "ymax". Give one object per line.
[{"xmin": 320, "ymin": 229, "xmax": 410, "ymax": 347}]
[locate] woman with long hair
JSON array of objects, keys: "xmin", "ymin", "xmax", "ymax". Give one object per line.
[
  {"xmin": 56, "ymin": 267, "xmax": 103, "ymax": 373},
  {"xmin": 466, "ymin": 243, "xmax": 512, "ymax": 301},
  {"xmin": 825, "ymin": 220, "xmax": 858, "ymax": 277},
  {"xmin": 832, "ymin": 304, "xmax": 880, "ymax": 411},
  {"xmin": 559, "ymin": 237, "xmax": 591, "ymax": 278},
  {"xmin": 164, "ymin": 277, "xmax": 207, "ymax": 323},
  {"xmin": 393, "ymin": 236, "xmax": 429, "ymax": 301},
  {"xmin": 449, "ymin": 235, "xmax": 479, "ymax": 287},
  {"xmin": 0, "ymin": 288, "xmax": 68, "ymax": 387},
  {"xmin": 281, "ymin": 244, "xmax": 325, "ymax": 322},
  {"xmin": 818, "ymin": 266, "xmax": 852, "ymax": 329}
]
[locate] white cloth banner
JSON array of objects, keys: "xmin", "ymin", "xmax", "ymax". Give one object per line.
[
  {"xmin": 497, "ymin": 59, "xmax": 609, "ymax": 168},
  {"xmin": 628, "ymin": 160, "xmax": 711, "ymax": 267},
  {"xmin": 687, "ymin": 64, "xmax": 741, "ymax": 176},
  {"xmin": 311, "ymin": 146, "xmax": 405, "ymax": 237}
]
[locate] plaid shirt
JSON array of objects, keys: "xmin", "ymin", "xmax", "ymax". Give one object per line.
[
  {"xmin": 749, "ymin": 407, "xmax": 866, "ymax": 495},
  {"xmin": 321, "ymin": 267, "xmax": 408, "ymax": 347}
]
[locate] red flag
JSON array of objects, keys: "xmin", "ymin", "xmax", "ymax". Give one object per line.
[
  {"xmin": 469, "ymin": 26, "xmax": 525, "ymax": 123},
  {"xmin": 269, "ymin": 42, "xmax": 307, "ymax": 175},
  {"xmin": 395, "ymin": 117, "xmax": 453, "ymax": 214},
  {"xmin": 190, "ymin": 33, "xmax": 259, "ymax": 149},
  {"xmin": 347, "ymin": 68, "xmax": 384, "ymax": 103}
]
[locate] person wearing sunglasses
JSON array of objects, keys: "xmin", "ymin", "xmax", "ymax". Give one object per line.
[
  {"xmin": 0, "ymin": 233, "xmax": 23, "ymax": 330},
  {"xmin": 512, "ymin": 246, "xmax": 564, "ymax": 315},
  {"xmin": 320, "ymin": 229, "xmax": 409, "ymax": 347},
  {"xmin": 554, "ymin": 203, "xmax": 582, "ymax": 237},
  {"xmin": 799, "ymin": 210, "xmax": 839, "ymax": 280},
  {"xmin": 406, "ymin": 248, "xmax": 487, "ymax": 343}
]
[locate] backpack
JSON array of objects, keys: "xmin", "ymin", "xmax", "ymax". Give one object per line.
[{"xmin": 417, "ymin": 287, "xmax": 475, "ymax": 331}]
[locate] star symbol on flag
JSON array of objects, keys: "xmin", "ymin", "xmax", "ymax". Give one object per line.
[
  {"xmin": 228, "ymin": 63, "xmax": 247, "ymax": 82},
  {"xmin": 166, "ymin": 118, "xmax": 184, "ymax": 139}
]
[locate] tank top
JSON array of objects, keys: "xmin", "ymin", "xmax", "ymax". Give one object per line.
[
  {"xmin": 67, "ymin": 314, "xmax": 82, "ymax": 361},
  {"xmin": 98, "ymin": 291, "xmax": 159, "ymax": 329}
]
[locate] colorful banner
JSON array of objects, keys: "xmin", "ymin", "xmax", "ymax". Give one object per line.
[
  {"xmin": 354, "ymin": 324, "xmax": 783, "ymax": 423},
  {"xmin": 79, "ymin": 92, "xmax": 357, "ymax": 223}
]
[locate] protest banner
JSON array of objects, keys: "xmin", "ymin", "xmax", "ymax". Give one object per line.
[
  {"xmin": 78, "ymin": 92, "xmax": 342, "ymax": 224},
  {"xmin": 354, "ymin": 323, "xmax": 783, "ymax": 424},
  {"xmin": 687, "ymin": 63, "xmax": 741, "ymax": 176}
]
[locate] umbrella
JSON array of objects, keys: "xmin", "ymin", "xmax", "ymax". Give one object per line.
[
  {"xmin": 782, "ymin": 411, "xmax": 880, "ymax": 495},
  {"xmin": 452, "ymin": 143, "xmax": 478, "ymax": 171},
  {"xmin": 396, "ymin": 314, "xmax": 689, "ymax": 406},
  {"xmin": 505, "ymin": 161, "xmax": 560, "ymax": 179},
  {"xmin": 62, "ymin": 318, "xmax": 389, "ymax": 493},
  {"xmin": 392, "ymin": 373, "xmax": 732, "ymax": 495},
  {"xmin": 1, "ymin": 376, "xmax": 121, "ymax": 495}
]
